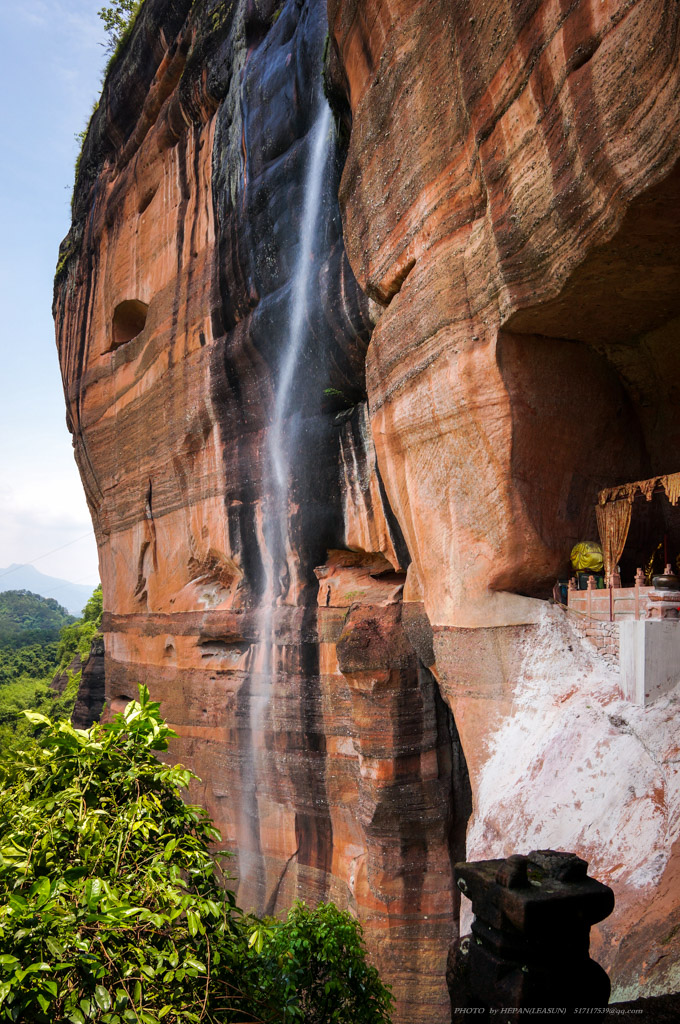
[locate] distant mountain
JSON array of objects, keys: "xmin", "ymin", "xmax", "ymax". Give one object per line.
[{"xmin": 0, "ymin": 565, "xmax": 97, "ymax": 617}]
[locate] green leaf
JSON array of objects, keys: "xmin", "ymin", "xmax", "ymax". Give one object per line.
[
  {"xmin": 249, "ymin": 926, "xmax": 267, "ymax": 954},
  {"xmin": 141, "ymin": 912, "xmax": 164, "ymax": 928},
  {"xmin": 45, "ymin": 937, "xmax": 65, "ymax": 958},
  {"xmin": 23, "ymin": 711, "xmax": 51, "ymax": 725},
  {"xmin": 94, "ymin": 985, "xmax": 112, "ymax": 1011},
  {"xmin": 67, "ymin": 1011, "xmax": 85, "ymax": 1024},
  {"xmin": 29, "ymin": 876, "xmax": 51, "ymax": 902},
  {"xmin": 85, "ymin": 876, "xmax": 102, "ymax": 909},
  {"xmin": 183, "ymin": 959, "xmax": 206, "ymax": 973},
  {"xmin": 64, "ymin": 866, "xmax": 87, "ymax": 883},
  {"xmin": 23, "ymin": 962, "xmax": 51, "ymax": 974}
]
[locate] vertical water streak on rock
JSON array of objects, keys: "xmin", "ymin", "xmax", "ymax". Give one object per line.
[{"xmin": 238, "ymin": 101, "xmax": 334, "ymax": 898}]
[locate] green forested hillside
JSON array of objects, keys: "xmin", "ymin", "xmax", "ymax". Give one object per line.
[
  {"xmin": 0, "ymin": 586, "xmax": 102, "ymax": 752},
  {"xmin": 54, "ymin": 584, "xmax": 102, "ymax": 670},
  {"xmin": 0, "ymin": 641, "xmax": 59, "ymax": 689},
  {"xmin": 0, "ymin": 592, "xmax": 72, "ymax": 726},
  {"xmin": 0, "ymin": 590, "xmax": 74, "ymax": 648}
]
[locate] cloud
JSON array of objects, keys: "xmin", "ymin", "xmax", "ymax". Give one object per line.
[
  {"xmin": 9, "ymin": 0, "xmax": 105, "ymax": 92},
  {"xmin": 14, "ymin": 0, "xmax": 102, "ymax": 44},
  {"xmin": 0, "ymin": 470, "xmax": 98, "ymax": 583},
  {"xmin": 12, "ymin": 1, "xmax": 50, "ymax": 29},
  {"xmin": 0, "ymin": 510, "xmax": 98, "ymax": 585}
]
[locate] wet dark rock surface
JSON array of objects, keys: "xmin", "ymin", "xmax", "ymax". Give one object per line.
[{"xmin": 71, "ymin": 635, "xmax": 106, "ymax": 730}]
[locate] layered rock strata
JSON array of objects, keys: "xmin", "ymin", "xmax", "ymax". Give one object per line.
[
  {"xmin": 55, "ymin": 0, "xmax": 680, "ymax": 1017},
  {"xmin": 328, "ymin": 0, "xmax": 680, "ymax": 1002}
]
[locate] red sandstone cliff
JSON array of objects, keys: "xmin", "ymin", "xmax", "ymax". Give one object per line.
[
  {"xmin": 55, "ymin": 0, "xmax": 680, "ymax": 1018},
  {"xmin": 328, "ymin": 0, "xmax": 680, "ymax": 1004}
]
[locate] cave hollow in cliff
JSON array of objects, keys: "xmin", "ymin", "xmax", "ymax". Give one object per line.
[
  {"xmin": 500, "ymin": 159, "xmax": 680, "ymax": 594},
  {"xmin": 110, "ymin": 299, "xmax": 149, "ymax": 350}
]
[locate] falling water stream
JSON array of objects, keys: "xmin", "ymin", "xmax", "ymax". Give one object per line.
[
  {"xmin": 258, "ymin": 101, "xmax": 331, "ymax": 697},
  {"xmin": 239, "ymin": 101, "xmax": 332, "ymax": 900},
  {"xmin": 256, "ymin": 99, "xmax": 332, "ymax": 720}
]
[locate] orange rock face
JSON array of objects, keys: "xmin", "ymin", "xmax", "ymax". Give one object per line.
[
  {"xmin": 328, "ymin": 0, "xmax": 680, "ymax": 1005},
  {"xmin": 330, "ymin": 0, "xmax": 680, "ymax": 628},
  {"xmin": 55, "ymin": 0, "xmax": 680, "ymax": 1017}
]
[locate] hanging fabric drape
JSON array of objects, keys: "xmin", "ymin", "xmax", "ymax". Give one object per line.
[
  {"xmin": 596, "ymin": 498, "xmax": 633, "ymax": 584},
  {"xmin": 595, "ymin": 473, "xmax": 680, "ymax": 582},
  {"xmin": 598, "ymin": 472, "xmax": 680, "ymax": 507},
  {"xmin": 661, "ymin": 472, "xmax": 680, "ymax": 507}
]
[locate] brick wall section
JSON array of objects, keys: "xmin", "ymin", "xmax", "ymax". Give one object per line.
[
  {"xmin": 583, "ymin": 620, "xmax": 619, "ymax": 668},
  {"xmin": 567, "ymin": 612, "xmax": 620, "ymax": 669}
]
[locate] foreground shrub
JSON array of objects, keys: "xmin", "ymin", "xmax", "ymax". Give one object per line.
[
  {"xmin": 249, "ymin": 901, "xmax": 393, "ymax": 1024},
  {"xmin": 0, "ymin": 687, "xmax": 392, "ymax": 1023}
]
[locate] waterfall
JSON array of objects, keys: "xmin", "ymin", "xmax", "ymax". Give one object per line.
[
  {"xmin": 257, "ymin": 100, "xmax": 332, "ymax": 713},
  {"xmin": 269, "ymin": 103, "xmax": 333, "ymax": 495},
  {"xmin": 239, "ymin": 101, "xmax": 333, "ymax": 901}
]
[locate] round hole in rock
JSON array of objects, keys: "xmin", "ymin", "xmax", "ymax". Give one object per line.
[{"xmin": 111, "ymin": 299, "xmax": 149, "ymax": 350}]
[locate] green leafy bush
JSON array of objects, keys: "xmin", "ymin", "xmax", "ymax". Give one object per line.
[
  {"xmin": 250, "ymin": 901, "xmax": 394, "ymax": 1024},
  {"xmin": 0, "ymin": 687, "xmax": 239, "ymax": 1023},
  {"xmin": 56, "ymin": 585, "xmax": 102, "ymax": 672},
  {"xmin": 0, "ymin": 688, "xmax": 393, "ymax": 1023}
]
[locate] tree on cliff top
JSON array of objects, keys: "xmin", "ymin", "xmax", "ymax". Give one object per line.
[
  {"xmin": 98, "ymin": 0, "xmax": 144, "ymax": 54},
  {"xmin": 0, "ymin": 687, "xmax": 393, "ymax": 1023}
]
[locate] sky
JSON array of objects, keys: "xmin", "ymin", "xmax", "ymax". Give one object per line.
[{"xmin": 0, "ymin": 0, "xmax": 107, "ymax": 588}]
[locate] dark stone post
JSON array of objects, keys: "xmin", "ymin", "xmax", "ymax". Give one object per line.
[{"xmin": 447, "ymin": 850, "xmax": 614, "ymax": 1021}]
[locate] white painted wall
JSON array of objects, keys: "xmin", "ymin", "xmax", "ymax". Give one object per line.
[{"xmin": 620, "ymin": 620, "xmax": 680, "ymax": 706}]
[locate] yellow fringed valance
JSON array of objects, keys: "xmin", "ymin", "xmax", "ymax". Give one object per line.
[{"xmin": 598, "ymin": 472, "xmax": 680, "ymax": 507}]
